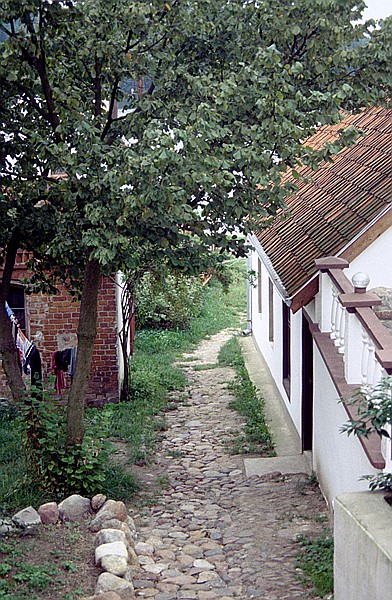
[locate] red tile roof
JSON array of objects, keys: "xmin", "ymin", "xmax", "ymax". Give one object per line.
[{"xmin": 252, "ymin": 106, "xmax": 392, "ymax": 299}]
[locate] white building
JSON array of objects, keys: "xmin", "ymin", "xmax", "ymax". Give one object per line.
[{"xmin": 248, "ymin": 106, "xmax": 392, "ymax": 505}]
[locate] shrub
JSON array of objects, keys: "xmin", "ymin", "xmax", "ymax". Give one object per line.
[
  {"xmin": 19, "ymin": 386, "xmax": 113, "ymax": 499},
  {"xmin": 135, "ymin": 272, "xmax": 204, "ymax": 330},
  {"xmin": 341, "ymin": 376, "xmax": 392, "ymax": 492}
]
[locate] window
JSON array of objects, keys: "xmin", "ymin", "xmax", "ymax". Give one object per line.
[
  {"xmin": 282, "ymin": 302, "xmax": 291, "ymax": 399},
  {"xmin": 7, "ymin": 285, "xmax": 26, "ymax": 333},
  {"xmin": 257, "ymin": 258, "xmax": 262, "ymax": 313},
  {"xmin": 268, "ymin": 279, "xmax": 274, "ymax": 343}
]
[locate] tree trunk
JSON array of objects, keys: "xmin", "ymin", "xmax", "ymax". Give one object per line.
[
  {"xmin": 0, "ymin": 230, "xmax": 25, "ymax": 405},
  {"xmin": 66, "ymin": 258, "xmax": 101, "ymax": 446}
]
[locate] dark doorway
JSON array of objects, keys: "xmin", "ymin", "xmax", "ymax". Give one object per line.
[{"xmin": 301, "ymin": 314, "xmax": 313, "ymax": 452}]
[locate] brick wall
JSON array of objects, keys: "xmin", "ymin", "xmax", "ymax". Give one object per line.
[{"xmin": 0, "ymin": 252, "xmax": 119, "ymax": 403}]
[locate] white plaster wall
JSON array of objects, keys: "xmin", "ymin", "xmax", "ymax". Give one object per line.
[
  {"xmin": 313, "ymin": 345, "xmax": 380, "ymax": 505},
  {"xmin": 288, "ymin": 310, "xmax": 302, "ymax": 434},
  {"xmin": 345, "ymin": 227, "xmax": 392, "ymax": 289},
  {"xmin": 249, "ymin": 250, "xmax": 303, "ymax": 435},
  {"xmin": 250, "ymin": 253, "xmax": 282, "ymax": 383}
]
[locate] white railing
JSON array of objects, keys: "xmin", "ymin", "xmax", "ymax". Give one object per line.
[
  {"xmin": 330, "ymin": 285, "xmax": 346, "ymax": 357},
  {"xmin": 322, "ymin": 277, "xmax": 389, "ymax": 387}
]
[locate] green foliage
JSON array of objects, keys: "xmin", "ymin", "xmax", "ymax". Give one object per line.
[
  {"xmin": 0, "ymin": 407, "xmax": 48, "ymax": 513},
  {"xmin": 341, "ymin": 377, "xmax": 392, "ymax": 492},
  {"xmin": 100, "ymin": 462, "xmax": 139, "ymax": 502},
  {"xmin": 218, "ymin": 336, "xmax": 274, "ymax": 455},
  {"xmin": 135, "ymin": 271, "xmax": 204, "ymax": 330},
  {"xmin": 218, "ymin": 335, "xmax": 245, "ymax": 369},
  {"xmin": 0, "ymin": 528, "xmax": 92, "ymax": 600},
  {"xmin": 1, "ymin": 0, "xmax": 392, "ymax": 456},
  {"xmin": 360, "ymin": 472, "xmax": 392, "ymax": 492},
  {"xmin": 0, "ymin": 400, "xmax": 18, "ymax": 422},
  {"xmin": 341, "ymin": 376, "xmax": 392, "ymax": 439},
  {"xmin": 296, "ymin": 532, "xmax": 334, "ymax": 597},
  {"xmin": 1, "ymin": 0, "xmax": 391, "ymax": 281},
  {"xmin": 0, "ymin": 537, "xmax": 60, "ymax": 598},
  {"xmin": 18, "ymin": 387, "xmax": 113, "ymax": 499}
]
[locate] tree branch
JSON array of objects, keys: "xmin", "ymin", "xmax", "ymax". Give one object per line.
[{"xmin": 100, "ymin": 76, "xmax": 120, "ymax": 141}]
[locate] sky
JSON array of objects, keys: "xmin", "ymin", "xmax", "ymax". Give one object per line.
[{"xmin": 362, "ymin": 0, "xmax": 392, "ymax": 21}]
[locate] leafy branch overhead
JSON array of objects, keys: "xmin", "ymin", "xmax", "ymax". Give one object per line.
[
  {"xmin": 0, "ymin": 0, "xmax": 391, "ymax": 443},
  {"xmin": 1, "ymin": 0, "xmax": 391, "ymax": 279}
]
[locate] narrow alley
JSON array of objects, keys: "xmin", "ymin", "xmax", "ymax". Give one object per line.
[{"xmin": 130, "ymin": 330, "xmax": 329, "ymax": 600}]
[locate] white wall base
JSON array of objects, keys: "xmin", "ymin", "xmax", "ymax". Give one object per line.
[{"xmin": 334, "ymin": 491, "xmax": 392, "ymax": 600}]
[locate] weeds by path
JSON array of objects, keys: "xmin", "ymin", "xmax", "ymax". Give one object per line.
[
  {"xmin": 0, "ymin": 522, "xmax": 97, "ymax": 600},
  {"xmin": 218, "ymin": 336, "xmax": 275, "ymax": 455},
  {"xmin": 295, "ymin": 531, "xmax": 334, "ymax": 597}
]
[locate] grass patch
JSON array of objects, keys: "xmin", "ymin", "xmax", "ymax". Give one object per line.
[
  {"xmin": 218, "ymin": 336, "xmax": 274, "ymax": 455},
  {"xmin": 0, "ymin": 413, "xmax": 52, "ymax": 514},
  {"xmin": 0, "ymin": 406, "xmax": 138, "ymax": 513},
  {"xmin": 0, "ymin": 522, "xmax": 97, "ymax": 599},
  {"xmin": 193, "ymin": 363, "xmax": 217, "ymax": 371},
  {"xmin": 100, "ymin": 461, "xmax": 140, "ymax": 502},
  {"xmin": 296, "ymin": 532, "xmax": 334, "ymax": 597}
]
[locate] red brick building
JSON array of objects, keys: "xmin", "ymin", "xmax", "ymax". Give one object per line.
[{"xmin": 0, "ymin": 251, "xmax": 123, "ymax": 404}]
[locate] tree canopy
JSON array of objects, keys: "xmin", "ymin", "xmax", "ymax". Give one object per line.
[{"xmin": 0, "ymin": 0, "xmax": 391, "ymax": 440}]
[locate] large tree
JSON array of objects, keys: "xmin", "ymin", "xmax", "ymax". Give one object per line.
[{"xmin": 0, "ymin": 0, "xmax": 390, "ymax": 444}]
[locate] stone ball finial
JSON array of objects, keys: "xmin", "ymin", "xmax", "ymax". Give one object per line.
[{"xmin": 352, "ymin": 272, "xmax": 370, "ymax": 293}]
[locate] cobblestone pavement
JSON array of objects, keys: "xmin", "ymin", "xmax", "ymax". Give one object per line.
[{"xmin": 130, "ymin": 330, "xmax": 330, "ymax": 599}]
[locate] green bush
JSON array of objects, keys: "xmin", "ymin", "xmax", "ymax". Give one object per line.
[
  {"xmin": 341, "ymin": 376, "xmax": 392, "ymax": 493},
  {"xmin": 135, "ymin": 272, "xmax": 204, "ymax": 330},
  {"xmin": 19, "ymin": 388, "xmax": 113, "ymax": 499}
]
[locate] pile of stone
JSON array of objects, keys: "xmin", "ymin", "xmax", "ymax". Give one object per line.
[{"xmin": 0, "ymin": 494, "xmax": 140, "ymax": 600}]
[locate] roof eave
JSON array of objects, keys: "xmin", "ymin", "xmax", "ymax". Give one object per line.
[{"xmin": 250, "ymin": 202, "xmax": 392, "ymax": 313}]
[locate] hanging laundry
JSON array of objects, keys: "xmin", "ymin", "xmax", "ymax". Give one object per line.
[
  {"xmin": 15, "ymin": 328, "xmax": 34, "ymax": 372},
  {"xmin": 26, "ymin": 346, "xmax": 42, "ymax": 386},
  {"xmin": 52, "ymin": 347, "xmax": 77, "ymax": 393},
  {"xmin": 51, "ymin": 351, "xmax": 65, "ymax": 394},
  {"xmin": 55, "ymin": 349, "xmax": 72, "ymax": 372},
  {"xmin": 4, "ymin": 301, "xmax": 42, "ymax": 385},
  {"xmin": 70, "ymin": 346, "xmax": 77, "ymax": 380}
]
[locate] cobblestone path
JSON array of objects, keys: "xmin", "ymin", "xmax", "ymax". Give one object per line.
[{"xmin": 130, "ymin": 330, "xmax": 329, "ymax": 600}]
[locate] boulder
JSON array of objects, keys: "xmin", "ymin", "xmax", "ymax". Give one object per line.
[
  {"xmin": 95, "ymin": 528, "xmax": 127, "ymax": 548},
  {"xmin": 99, "ymin": 500, "xmax": 128, "ymax": 521},
  {"xmin": 38, "ymin": 502, "xmax": 59, "ymax": 524},
  {"xmin": 89, "ymin": 501, "xmax": 128, "ymax": 532},
  {"xmin": 95, "ymin": 541, "xmax": 128, "ymax": 566},
  {"xmin": 12, "ymin": 506, "xmax": 41, "ymax": 528},
  {"xmin": 91, "ymin": 493, "xmax": 107, "ymax": 512},
  {"xmin": 95, "ymin": 572, "xmax": 135, "ymax": 599},
  {"xmin": 0, "ymin": 518, "xmax": 17, "ymax": 536},
  {"xmin": 58, "ymin": 494, "xmax": 92, "ymax": 522},
  {"xmin": 101, "ymin": 555, "xmax": 128, "ymax": 577}
]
